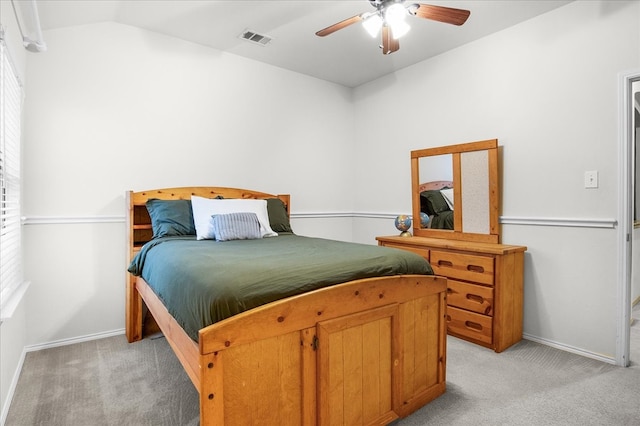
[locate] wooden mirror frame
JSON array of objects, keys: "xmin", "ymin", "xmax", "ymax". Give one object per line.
[{"xmin": 411, "ymin": 139, "xmax": 500, "ymax": 243}]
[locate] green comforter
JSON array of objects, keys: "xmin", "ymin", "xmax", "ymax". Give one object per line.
[{"xmin": 128, "ymin": 234, "xmax": 433, "ymax": 341}]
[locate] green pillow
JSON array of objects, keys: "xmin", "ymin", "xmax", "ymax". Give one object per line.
[
  {"xmin": 266, "ymin": 198, "xmax": 293, "ymax": 233},
  {"xmin": 420, "ymin": 190, "xmax": 451, "ymax": 215},
  {"xmin": 146, "ymin": 199, "xmax": 195, "ymax": 238}
]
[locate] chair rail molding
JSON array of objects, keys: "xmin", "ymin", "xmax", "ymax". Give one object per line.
[{"xmin": 23, "ymin": 214, "xmax": 618, "ymax": 229}]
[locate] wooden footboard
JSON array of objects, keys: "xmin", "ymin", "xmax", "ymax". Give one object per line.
[{"xmin": 132, "ymin": 273, "xmax": 447, "ymax": 425}]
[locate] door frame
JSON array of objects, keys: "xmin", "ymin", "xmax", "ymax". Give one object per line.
[{"xmin": 617, "ymin": 69, "xmax": 640, "ymax": 367}]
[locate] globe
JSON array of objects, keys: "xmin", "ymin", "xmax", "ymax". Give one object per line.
[
  {"xmin": 394, "ymin": 215, "xmax": 412, "ymax": 237},
  {"xmin": 419, "ymin": 212, "xmax": 430, "ymax": 228}
]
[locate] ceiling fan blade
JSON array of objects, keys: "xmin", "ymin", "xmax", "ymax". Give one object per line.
[
  {"xmin": 316, "ymin": 14, "xmax": 364, "ymax": 37},
  {"xmin": 411, "ymin": 4, "xmax": 470, "ymax": 26},
  {"xmin": 381, "ymin": 26, "xmax": 399, "ymax": 55}
]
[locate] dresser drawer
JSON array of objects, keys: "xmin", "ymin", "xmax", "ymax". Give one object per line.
[
  {"xmin": 381, "ymin": 243, "xmax": 429, "ymax": 260},
  {"xmin": 447, "ymin": 279, "xmax": 494, "ymax": 316},
  {"xmin": 431, "ymin": 250, "xmax": 494, "ymax": 285},
  {"xmin": 446, "ymin": 306, "xmax": 493, "ymax": 345}
]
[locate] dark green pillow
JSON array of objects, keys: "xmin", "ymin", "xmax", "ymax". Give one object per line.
[
  {"xmin": 420, "ymin": 190, "xmax": 451, "ymax": 216},
  {"xmin": 266, "ymin": 198, "xmax": 293, "ymax": 233},
  {"xmin": 146, "ymin": 199, "xmax": 195, "ymax": 238}
]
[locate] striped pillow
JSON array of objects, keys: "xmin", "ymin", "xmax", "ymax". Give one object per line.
[{"xmin": 210, "ymin": 212, "xmax": 262, "ymax": 241}]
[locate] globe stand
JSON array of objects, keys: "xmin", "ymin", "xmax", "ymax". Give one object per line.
[{"xmin": 399, "ymin": 230, "xmax": 412, "ymax": 237}]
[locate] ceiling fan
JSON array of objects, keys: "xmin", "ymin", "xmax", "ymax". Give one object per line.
[{"xmin": 316, "ymin": 0, "xmax": 470, "ymax": 55}]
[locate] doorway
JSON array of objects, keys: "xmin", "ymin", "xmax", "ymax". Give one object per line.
[{"xmin": 619, "ymin": 70, "xmax": 640, "ymax": 367}]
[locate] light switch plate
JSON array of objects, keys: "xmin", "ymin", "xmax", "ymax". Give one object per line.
[{"xmin": 585, "ymin": 170, "xmax": 598, "ymax": 188}]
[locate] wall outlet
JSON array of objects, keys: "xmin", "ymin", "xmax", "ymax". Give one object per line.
[{"xmin": 584, "ymin": 170, "xmax": 599, "ymax": 188}]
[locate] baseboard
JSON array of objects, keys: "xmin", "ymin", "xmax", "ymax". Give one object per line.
[
  {"xmin": 523, "ymin": 333, "xmax": 616, "ymax": 365},
  {"xmin": 24, "ymin": 328, "xmax": 125, "ymax": 353}
]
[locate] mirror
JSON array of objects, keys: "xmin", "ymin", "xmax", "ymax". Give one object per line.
[{"xmin": 411, "ymin": 139, "xmax": 500, "ymax": 243}]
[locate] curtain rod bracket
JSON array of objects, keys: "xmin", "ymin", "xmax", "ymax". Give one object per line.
[{"xmin": 10, "ymin": 0, "xmax": 47, "ymax": 53}]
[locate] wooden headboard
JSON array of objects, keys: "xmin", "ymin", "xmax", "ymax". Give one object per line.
[
  {"xmin": 418, "ymin": 180, "xmax": 454, "ymax": 193},
  {"xmin": 125, "ymin": 186, "xmax": 290, "ymax": 260}
]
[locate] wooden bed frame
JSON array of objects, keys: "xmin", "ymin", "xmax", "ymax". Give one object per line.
[
  {"xmin": 125, "ymin": 187, "xmax": 448, "ymax": 425},
  {"xmin": 418, "ymin": 180, "xmax": 454, "ymax": 193}
]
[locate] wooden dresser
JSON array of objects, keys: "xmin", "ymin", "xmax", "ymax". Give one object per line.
[{"xmin": 377, "ymin": 235, "xmax": 527, "ymax": 352}]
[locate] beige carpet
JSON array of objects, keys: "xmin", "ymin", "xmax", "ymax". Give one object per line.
[
  {"xmin": 6, "ymin": 334, "xmax": 199, "ymax": 425},
  {"xmin": 6, "ymin": 305, "xmax": 640, "ymax": 425}
]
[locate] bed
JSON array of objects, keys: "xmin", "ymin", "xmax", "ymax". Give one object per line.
[
  {"xmin": 419, "ymin": 181, "xmax": 454, "ymax": 230},
  {"xmin": 125, "ymin": 186, "xmax": 448, "ymax": 425}
]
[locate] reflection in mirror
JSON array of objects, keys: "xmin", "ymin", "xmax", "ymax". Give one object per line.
[
  {"xmin": 419, "ymin": 154, "xmax": 452, "ymax": 183},
  {"xmin": 418, "ymin": 154, "xmax": 454, "ymax": 230},
  {"xmin": 411, "ymin": 139, "xmax": 499, "ymax": 244}
]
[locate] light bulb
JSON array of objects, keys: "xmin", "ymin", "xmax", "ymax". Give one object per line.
[
  {"xmin": 385, "ymin": 3, "xmax": 407, "ymax": 26},
  {"xmin": 391, "ymin": 20, "xmax": 410, "ymax": 39},
  {"xmin": 363, "ymin": 13, "xmax": 383, "ymax": 38},
  {"xmin": 385, "ymin": 3, "xmax": 410, "ymax": 40}
]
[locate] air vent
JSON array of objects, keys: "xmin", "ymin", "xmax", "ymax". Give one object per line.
[{"xmin": 239, "ymin": 29, "xmax": 273, "ymax": 46}]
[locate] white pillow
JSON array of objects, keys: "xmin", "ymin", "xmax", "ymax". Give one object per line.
[
  {"xmin": 440, "ymin": 188, "xmax": 454, "ymax": 210},
  {"xmin": 191, "ymin": 196, "xmax": 278, "ymax": 240}
]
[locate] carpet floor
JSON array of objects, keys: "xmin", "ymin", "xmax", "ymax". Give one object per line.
[{"xmin": 6, "ymin": 304, "xmax": 640, "ymax": 425}]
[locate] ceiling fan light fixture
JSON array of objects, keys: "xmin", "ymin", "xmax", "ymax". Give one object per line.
[
  {"xmin": 385, "ymin": 3, "xmax": 407, "ymax": 24},
  {"xmin": 385, "ymin": 3, "xmax": 411, "ymax": 39},
  {"xmin": 363, "ymin": 13, "xmax": 383, "ymax": 37},
  {"xmin": 390, "ymin": 20, "xmax": 410, "ymax": 39},
  {"xmin": 316, "ymin": 1, "xmax": 470, "ymax": 54}
]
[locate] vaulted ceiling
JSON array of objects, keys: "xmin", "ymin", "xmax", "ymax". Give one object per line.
[{"xmin": 35, "ymin": 0, "xmax": 574, "ymax": 87}]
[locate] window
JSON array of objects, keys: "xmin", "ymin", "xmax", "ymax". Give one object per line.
[{"xmin": 0, "ymin": 31, "xmax": 24, "ymax": 319}]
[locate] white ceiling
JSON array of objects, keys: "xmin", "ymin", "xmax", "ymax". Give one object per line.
[{"xmin": 34, "ymin": 0, "xmax": 574, "ymax": 88}]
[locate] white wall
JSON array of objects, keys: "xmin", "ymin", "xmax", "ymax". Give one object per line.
[
  {"xmin": 21, "ymin": 21, "xmax": 356, "ymax": 346},
  {"xmin": 0, "ymin": 1, "xmax": 29, "ymax": 421},
  {"xmin": 352, "ymin": 0, "xmax": 640, "ymax": 359}
]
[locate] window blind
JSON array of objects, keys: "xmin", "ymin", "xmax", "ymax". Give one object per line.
[{"xmin": 0, "ymin": 36, "xmax": 24, "ymax": 314}]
